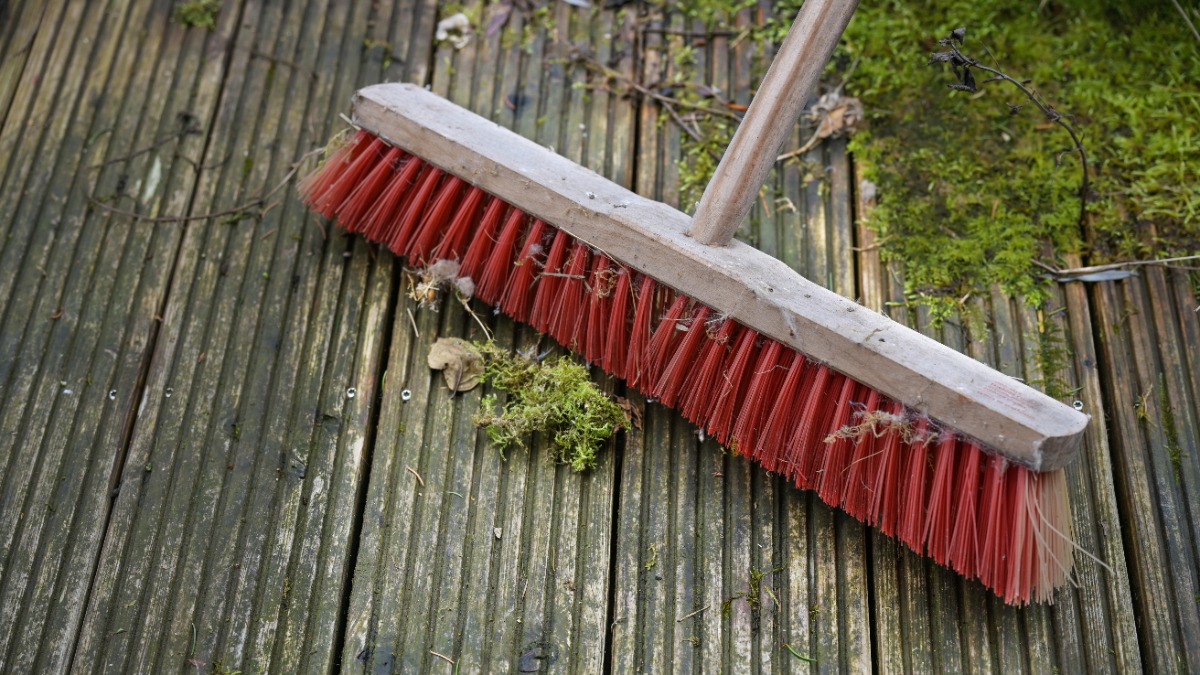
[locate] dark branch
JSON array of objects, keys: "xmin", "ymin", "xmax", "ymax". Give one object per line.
[{"xmin": 930, "ymin": 29, "xmax": 1089, "ymax": 227}]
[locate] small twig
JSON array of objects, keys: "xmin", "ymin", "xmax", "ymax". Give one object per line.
[
  {"xmin": 406, "ymin": 466, "xmax": 425, "ymax": 487},
  {"xmin": 676, "ymin": 605, "xmax": 710, "ymax": 622},
  {"xmin": 571, "ymin": 50, "xmax": 741, "ymax": 137},
  {"xmin": 776, "ymin": 130, "xmax": 824, "ymax": 163},
  {"xmin": 458, "ymin": 294, "xmax": 493, "ymax": 341},
  {"xmin": 1171, "ymin": 0, "xmax": 1200, "ymax": 46},
  {"xmin": 406, "ymin": 307, "xmax": 420, "ymax": 339},
  {"xmin": 248, "ymin": 48, "xmax": 318, "ymax": 81},
  {"xmin": 88, "ymin": 122, "xmax": 201, "ymax": 171},
  {"xmin": 87, "ymin": 147, "xmax": 322, "ymax": 223},
  {"xmin": 783, "ymin": 643, "xmax": 817, "ymax": 663},
  {"xmin": 430, "ymin": 650, "xmax": 455, "ymax": 665},
  {"xmin": 934, "ymin": 34, "xmax": 1089, "ymax": 226},
  {"xmin": 1037, "ymin": 254, "xmax": 1200, "ymax": 277},
  {"xmin": 640, "ymin": 27, "xmax": 741, "ymax": 37}
]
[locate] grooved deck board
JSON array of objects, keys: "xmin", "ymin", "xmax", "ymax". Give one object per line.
[{"xmin": 0, "ymin": 2, "xmax": 1195, "ymax": 673}]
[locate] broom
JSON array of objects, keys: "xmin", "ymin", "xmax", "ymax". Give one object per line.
[{"xmin": 298, "ymin": 0, "xmax": 1089, "ymax": 605}]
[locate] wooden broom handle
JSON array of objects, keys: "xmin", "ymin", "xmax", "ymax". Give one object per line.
[{"xmin": 687, "ymin": 0, "xmax": 858, "ymax": 246}]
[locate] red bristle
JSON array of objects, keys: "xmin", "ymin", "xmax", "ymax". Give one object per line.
[
  {"xmin": 679, "ymin": 320, "xmax": 737, "ymax": 425},
  {"xmin": 923, "ymin": 434, "xmax": 959, "ymax": 565},
  {"xmin": 298, "ymin": 132, "xmax": 1076, "ymax": 607},
  {"xmin": 549, "ymin": 242, "xmax": 591, "ymax": 350},
  {"xmin": 1006, "ymin": 468, "xmax": 1033, "ymax": 605},
  {"xmin": 654, "ymin": 306, "xmax": 712, "ymax": 407},
  {"xmin": 407, "ymin": 175, "xmax": 466, "ymax": 264},
  {"xmin": 583, "ymin": 256, "xmax": 614, "ymax": 364},
  {"xmin": 625, "ymin": 276, "xmax": 657, "ymax": 388},
  {"xmin": 839, "ymin": 389, "xmax": 883, "ymax": 520},
  {"xmin": 385, "ymin": 166, "xmax": 443, "ymax": 254},
  {"xmin": 816, "ymin": 378, "xmax": 862, "ymax": 506},
  {"xmin": 336, "ymin": 146, "xmax": 403, "ymax": 231},
  {"xmin": 976, "ymin": 455, "xmax": 1011, "ymax": 593},
  {"xmin": 897, "ymin": 419, "xmax": 932, "ymax": 553},
  {"xmin": 643, "ymin": 295, "xmax": 690, "ymax": 386},
  {"xmin": 868, "ymin": 402, "xmax": 907, "ymax": 535},
  {"xmin": 500, "ymin": 219, "xmax": 548, "ymax": 323},
  {"xmin": 947, "ymin": 441, "xmax": 983, "ymax": 578},
  {"xmin": 476, "ymin": 208, "xmax": 527, "ymax": 305},
  {"xmin": 431, "ymin": 186, "xmax": 487, "ymax": 262},
  {"xmin": 600, "ymin": 268, "xmax": 632, "ymax": 377},
  {"xmin": 298, "ymin": 129, "xmax": 370, "ymax": 210},
  {"xmin": 706, "ymin": 329, "xmax": 758, "ymax": 447},
  {"xmin": 529, "ymin": 231, "xmax": 571, "ymax": 334},
  {"xmin": 458, "ymin": 197, "xmax": 508, "ymax": 281},
  {"xmin": 754, "ymin": 351, "xmax": 809, "ymax": 473},
  {"xmin": 786, "ymin": 366, "xmax": 838, "ymax": 489},
  {"xmin": 315, "ymin": 135, "xmax": 387, "ymax": 218},
  {"xmin": 360, "ymin": 155, "xmax": 423, "ymax": 243},
  {"xmin": 733, "ymin": 341, "xmax": 785, "ymax": 461}
]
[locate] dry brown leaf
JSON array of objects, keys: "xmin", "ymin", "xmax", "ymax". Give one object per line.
[{"xmin": 427, "ymin": 337, "xmax": 484, "ymax": 392}]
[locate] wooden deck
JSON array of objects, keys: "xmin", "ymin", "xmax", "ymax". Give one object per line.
[{"xmin": 0, "ymin": 0, "xmax": 1197, "ymax": 672}]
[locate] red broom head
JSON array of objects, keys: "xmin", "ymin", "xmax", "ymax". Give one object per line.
[{"xmin": 298, "ymin": 130, "xmax": 1076, "ymax": 605}]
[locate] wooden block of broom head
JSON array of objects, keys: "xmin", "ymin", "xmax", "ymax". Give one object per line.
[{"xmin": 351, "ymin": 83, "xmax": 1089, "ymax": 472}]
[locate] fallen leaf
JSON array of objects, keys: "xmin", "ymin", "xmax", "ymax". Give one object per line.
[
  {"xmin": 812, "ymin": 94, "xmax": 866, "ymax": 141},
  {"xmin": 615, "ymin": 396, "xmax": 642, "ymax": 430},
  {"xmin": 427, "ymin": 338, "xmax": 485, "ymax": 392}
]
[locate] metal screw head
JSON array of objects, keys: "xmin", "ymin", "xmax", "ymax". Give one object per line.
[
  {"xmin": 108, "ymin": 389, "xmax": 117, "ymax": 400},
  {"xmin": 346, "ymin": 387, "xmax": 357, "ymax": 399},
  {"xmin": 1073, "ymin": 400, "xmax": 1084, "ymax": 411},
  {"xmin": 165, "ymin": 387, "xmax": 174, "ymax": 398},
  {"xmin": 401, "ymin": 389, "xmax": 412, "ymax": 402}
]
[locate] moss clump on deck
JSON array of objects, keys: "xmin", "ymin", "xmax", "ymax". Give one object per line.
[
  {"xmin": 473, "ymin": 343, "xmax": 628, "ymax": 472},
  {"xmin": 841, "ymin": 0, "xmax": 1199, "ymax": 322},
  {"xmin": 172, "ymin": 0, "xmax": 220, "ymax": 30},
  {"xmin": 656, "ymin": 0, "xmax": 1198, "ymax": 320}
]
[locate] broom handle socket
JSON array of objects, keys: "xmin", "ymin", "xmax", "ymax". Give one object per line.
[{"xmin": 687, "ymin": 0, "xmax": 858, "ymax": 246}]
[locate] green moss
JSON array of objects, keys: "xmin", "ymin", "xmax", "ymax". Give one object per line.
[
  {"xmin": 172, "ymin": 0, "xmax": 220, "ymax": 30},
  {"xmin": 1159, "ymin": 373, "xmax": 1184, "ymax": 484},
  {"xmin": 1028, "ymin": 307, "xmax": 1073, "ymax": 401},
  {"xmin": 665, "ymin": 0, "xmax": 1198, "ymax": 318},
  {"xmin": 841, "ymin": 1, "xmax": 1199, "ymax": 319},
  {"xmin": 672, "ymin": 0, "xmax": 756, "ymax": 29},
  {"xmin": 472, "ymin": 343, "xmax": 628, "ymax": 472}
]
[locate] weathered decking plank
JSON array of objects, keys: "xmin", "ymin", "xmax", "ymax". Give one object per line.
[
  {"xmin": 67, "ymin": 0, "xmax": 411, "ymax": 672},
  {"xmin": 0, "ymin": 0, "xmax": 49, "ymax": 132},
  {"xmin": 0, "ymin": 0, "xmax": 227, "ymax": 670},
  {"xmin": 1093, "ymin": 267, "xmax": 1200, "ymax": 673}
]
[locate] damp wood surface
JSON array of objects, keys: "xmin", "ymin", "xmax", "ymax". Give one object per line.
[{"xmin": 0, "ymin": 0, "xmax": 1194, "ymax": 673}]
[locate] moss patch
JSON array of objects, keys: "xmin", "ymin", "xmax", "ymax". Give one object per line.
[
  {"xmin": 172, "ymin": 0, "xmax": 220, "ymax": 30},
  {"xmin": 840, "ymin": 0, "xmax": 1199, "ymax": 320},
  {"xmin": 472, "ymin": 343, "xmax": 628, "ymax": 472},
  {"xmin": 651, "ymin": 0, "xmax": 1199, "ymax": 319}
]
